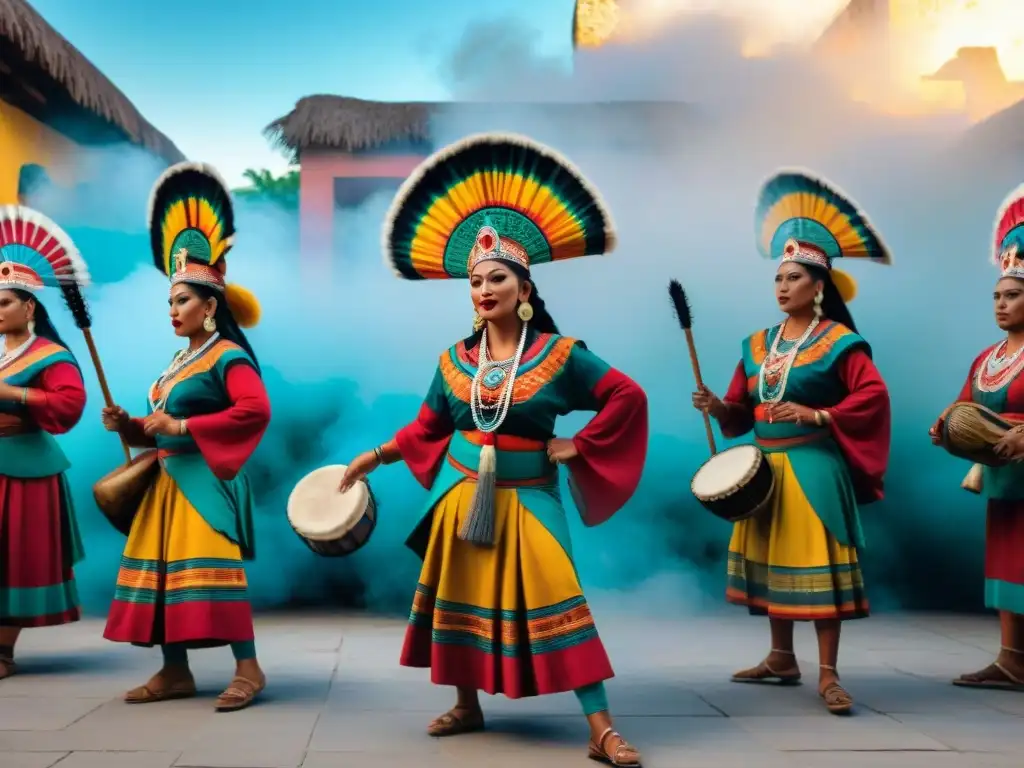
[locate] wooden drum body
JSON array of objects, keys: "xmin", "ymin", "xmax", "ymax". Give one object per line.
[
  {"xmin": 940, "ymin": 402, "xmax": 1011, "ymax": 467},
  {"xmin": 691, "ymin": 444, "xmax": 775, "ymax": 523},
  {"xmin": 287, "ymin": 464, "xmax": 377, "ymax": 557},
  {"xmin": 92, "ymin": 450, "xmax": 160, "ymax": 536}
]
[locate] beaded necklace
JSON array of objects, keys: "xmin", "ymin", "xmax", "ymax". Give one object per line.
[
  {"xmin": 469, "ymin": 323, "xmax": 529, "ymax": 433},
  {"xmin": 758, "ymin": 318, "xmax": 819, "ymax": 404},
  {"xmin": 976, "ymin": 337, "xmax": 1024, "ymax": 393},
  {"xmin": 149, "ymin": 333, "xmax": 221, "ymax": 410}
]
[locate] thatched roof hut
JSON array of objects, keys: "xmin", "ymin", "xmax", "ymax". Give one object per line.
[
  {"xmin": 0, "ymin": 0, "xmax": 184, "ymax": 163},
  {"xmin": 266, "ymin": 94, "xmax": 698, "ymax": 161}
]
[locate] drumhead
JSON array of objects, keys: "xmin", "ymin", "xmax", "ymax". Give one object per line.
[
  {"xmin": 287, "ymin": 464, "xmax": 369, "ymax": 542},
  {"xmin": 691, "ymin": 444, "xmax": 761, "ymax": 500}
]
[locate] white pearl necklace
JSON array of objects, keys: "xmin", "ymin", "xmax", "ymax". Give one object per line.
[
  {"xmin": 470, "ymin": 323, "xmax": 528, "ymax": 433},
  {"xmin": 0, "ymin": 333, "xmax": 37, "ymax": 373},
  {"xmin": 149, "ymin": 332, "xmax": 221, "ymax": 409},
  {"xmin": 758, "ymin": 318, "xmax": 819, "ymax": 404},
  {"xmin": 976, "ymin": 337, "xmax": 1024, "ymax": 393}
]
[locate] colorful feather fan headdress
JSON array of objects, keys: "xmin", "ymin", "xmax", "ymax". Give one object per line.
[
  {"xmin": 382, "ymin": 132, "xmax": 616, "ymax": 280},
  {"xmin": 993, "ymin": 184, "xmax": 1024, "ymax": 281},
  {"xmin": 0, "ymin": 205, "xmax": 91, "ymax": 293},
  {"xmin": 147, "ymin": 162, "xmax": 260, "ymax": 327},
  {"xmin": 754, "ymin": 169, "xmax": 892, "ymax": 303}
]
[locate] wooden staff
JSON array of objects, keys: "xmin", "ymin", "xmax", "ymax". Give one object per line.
[
  {"xmin": 81, "ymin": 328, "xmax": 132, "ymax": 465},
  {"xmin": 668, "ymin": 279, "xmax": 717, "ymax": 455}
]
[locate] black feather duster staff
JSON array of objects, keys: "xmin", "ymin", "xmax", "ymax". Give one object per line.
[{"xmin": 668, "ymin": 279, "xmax": 717, "ymax": 455}]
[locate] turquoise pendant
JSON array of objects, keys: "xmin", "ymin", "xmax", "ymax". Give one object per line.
[{"xmin": 482, "ymin": 367, "xmax": 507, "ymax": 388}]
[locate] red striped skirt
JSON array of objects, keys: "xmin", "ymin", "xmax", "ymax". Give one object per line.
[{"xmin": 0, "ymin": 474, "xmax": 80, "ymax": 627}]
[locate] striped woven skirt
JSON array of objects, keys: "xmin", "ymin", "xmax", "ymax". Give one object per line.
[
  {"xmin": 726, "ymin": 452, "xmax": 869, "ymax": 621},
  {"xmin": 400, "ymin": 481, "xmax": 614, "ymax": 696},
  {"xmin": 103, "ymin": 469, "xmax": 253, "ymax": 648},
  {"xmin": 0, "ymin": 474, "xmax": 80, "ymax": 627}
]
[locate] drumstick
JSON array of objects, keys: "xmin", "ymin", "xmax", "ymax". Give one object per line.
[
  {"xmin": 81, "ymin": 328, "xmax": 132, "ymax": 465},
  {"xmin": 668, "ymin": 279, "xmax": 717, "ymax": 456}
]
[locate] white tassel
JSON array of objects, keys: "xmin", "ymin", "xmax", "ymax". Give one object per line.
[
  {"xmin": 459, "ymin": 442, "xmax": 496, "ymax": 546},
  {"xmin": 961, "ymin": 463, "xmax": 983, "ymax": 495}
]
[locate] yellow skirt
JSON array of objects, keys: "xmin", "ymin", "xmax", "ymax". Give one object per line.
[
  {"xmin": 726, "ymin": 452, "xmax": 869, "ymax": 621},
  {"xmin": 399, "ymin": 481, "xmax": 614, "ymax": 697},
  {"xmin": 102, "ymin": 469, "xmax": 254, "ymax": 647}
]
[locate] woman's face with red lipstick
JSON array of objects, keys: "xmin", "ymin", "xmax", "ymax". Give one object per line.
[
  {"xmin": 168, "ymin": 283, "xmax": 216, "ymax": 338},
  {"xmin": 469, "ymin": 261, "xmax": 531, "ymax": 325}
]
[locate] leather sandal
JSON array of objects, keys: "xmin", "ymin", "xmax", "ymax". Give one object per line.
[
  {"xmin": 215, "ymin": 673, "xmax": 266, "ymax": 712},
  {"xmin": 427, "ymin": 706, "xmax": 485, "ymax": 737},
  {"xmin": 819, "ymin": 665, "xmax": 853, "ymax": 714},
  {"xmin": 0, "ymin": 654, "xmax": 16, "ymax": 681},
  {"xmin": 588, "ymin": 726, "xmax": 642, "ymax": 767},
  {"xmin": 953, "ymin": 647, "xmax": 1024, "ymax": 691},
  {"xmin": 124, "ymin": 675, "xmax": 197, "ymax": 704},
  {"xmin": 732, "ymin": 648, "xmax": 802, "ymax": 685}
]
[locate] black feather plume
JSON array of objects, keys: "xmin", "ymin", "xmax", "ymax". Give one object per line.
[
  {"xmin": 59, "ymin": 282, "xmax": 92, "ymax": 330},
  {"xmin": 668, "ymin": 279, "xmax": 692, "ymax": 330}
]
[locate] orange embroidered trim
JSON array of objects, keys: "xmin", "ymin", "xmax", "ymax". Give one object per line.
[
  {"xmin": 0, "ymin": 342, "xmax": 64, "ymax": 379},
  {"xmin": 459, "ymin": 430, "xmax": 546, "ymax": 451},
  {"xmin": 149, "ymin": 341, "xmax": 241, "ymax": 405},
  {"xmin": 748, "ymin": 322, "xmax": 852, "ymax": 369},
  {"xmin": 440, "ymin": 335, "xmax": 575, "ymax": 405}
]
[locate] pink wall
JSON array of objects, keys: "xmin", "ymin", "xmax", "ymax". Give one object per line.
[{"xmin": 299, "ymin": 150, "xmax": 425, "ymax": 285}]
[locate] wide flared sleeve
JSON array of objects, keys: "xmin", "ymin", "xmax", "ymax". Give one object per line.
[
  {"xmin": 822, "ymin": 348, "xmax": 891, "ymax": 504},
  {"xmin": 719, "ymin": 360, "xmax": 755, "ymax": 438},
  {"xmin": 186, "ymin": 363, "xmax": 271, "ymax": 481},
  {"xmin": 564, "ymin": 342, "xmax": 648, "ymax": 527},
  {"xmin": 394, "ymin": 363, "xmax": 455, "ymax": 489},
  {"xmin": 24, "ymin": 362, "xmax": 86, "ymax": 435}
]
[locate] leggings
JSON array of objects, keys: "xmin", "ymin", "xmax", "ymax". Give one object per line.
[
  {"xmin": 575, "ymin": 682, "xmax": 608, "ymax": 715},
  {"xmin": 162, "ymin": 640, "xmax": 256, "ymax": 664}
]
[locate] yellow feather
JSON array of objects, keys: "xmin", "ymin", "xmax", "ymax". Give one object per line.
[
  {"xmin": 831, "ymin": 268, "xmax": 858, "ymax": 303},
  {"xmin": 224, "ymin": 283, "xmax": 261, "ymax": 328}
]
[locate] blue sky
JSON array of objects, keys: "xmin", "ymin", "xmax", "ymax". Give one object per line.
[{"xmin": 31, "ymin": 0, "xmax": 575, "ymax": 186}]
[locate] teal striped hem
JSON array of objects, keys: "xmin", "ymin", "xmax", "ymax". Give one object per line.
[
  {"xmin": 0, "ymin": 580, "xmax": 80, "ymax": 619},
  {"xmin": 409, "ymin": 585, "xmax": 597, "ymax": 657},
  {"xmin": 727, "ymin": 552, "xmax": 868, "ymax": 610},
  {"xmin": 113, "ymin": 555, "xmax": 249, "ymax": 605},
  {"xmin": 985, "ymin": 578, "xmax": 1024, "ymax": 614}
]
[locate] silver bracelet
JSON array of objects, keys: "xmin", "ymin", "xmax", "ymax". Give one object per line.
[{"xmin": 373, "ymin": 446, "xmax": 384, "ymax": 463}]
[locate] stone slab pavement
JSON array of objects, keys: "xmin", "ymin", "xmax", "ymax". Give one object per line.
[{"xmin": 0, "ymin": 606, "xmax": 1021, "ymax": 767}]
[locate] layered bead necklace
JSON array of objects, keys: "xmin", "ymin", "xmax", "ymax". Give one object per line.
[
  {"xmin": 149, "ymin": 332, "xmax": 220, "ymax": 410},
  {"xmin": 0, "ymin": 334, "xmax": 37, "ymax": 374},
  {"xmin": 470, "ymin": 323, "xmax": 529, "ymax": 433},
  {"xmin": 976, "ymin": 337, "xmax": 1024, "ymax": 393},
  {"xmin": 758, "ymin": 318, "xmax": 819, "ymax": 404}
]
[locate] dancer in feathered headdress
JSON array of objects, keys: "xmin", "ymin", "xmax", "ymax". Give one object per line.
[
  {"xmin": 100, "ymin": 163, "xmax": 271, "ymax": 712},
  {"xmin": 931, "ymin": 184, "xmax": 1024, "ymax": 693},
  {"xmin": 337, "ymin": 133, "xmax": 648, "ymax": 764},
  {"xmin": 0, "ymin": 206, "xmax": 91, "ymax": 681},
  {"xmin": 690, "ymin": 170, "xmax": 893, "ymax": 714}
]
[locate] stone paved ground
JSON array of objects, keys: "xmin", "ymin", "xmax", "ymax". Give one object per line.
[{"xmin": 0, "ymin": 606, "xmax": 1021, "ymax": 767}]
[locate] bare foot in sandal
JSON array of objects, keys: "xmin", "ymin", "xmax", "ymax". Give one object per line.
[
  {"xmin": 0, "ymin": 654, "xmax": 16, "ymax": 681},
  {"xmin": 732, "ymin": 648, "xmax": 802, "ymax": 684},
  {"xmin": 427, "ymin": 705, "xmax": 485, "ymax": 737},
  {"xmin": 588, "ymin": 726, "xmax": 642, "ymax": 767},
  {"xmin": 215, "ymin": 671, "xmax": 266, "ymax": 712},
  {"xmin": 953, "ymin": 648, "xmax": 1024, "ymax": 691},
  {"xmin": 819, "ymin": 664, "xmax": 853, "ymax": 714},
  {"xmin": 125, "ymin": 666, "xmax": 196, "ymax": 704}
]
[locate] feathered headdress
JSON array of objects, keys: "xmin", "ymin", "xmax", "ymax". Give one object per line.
[
  {"xmin": 147, "ymin": 162, "xmax": 260, "ymax": 327},
  {"xmin": 0, "ymin": 205, "xmax": 91, "ymax": 328},
  {"xmin": 382, "ymin": 132, "xmax": 616, "ymax": 280},
  {"xmin": 994, "ymin": 184, "xmax": 1024, "ymax": 280},
  {"xmin": 754, "ymin": 169, "xmax": 892, "ymax": 303}
]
